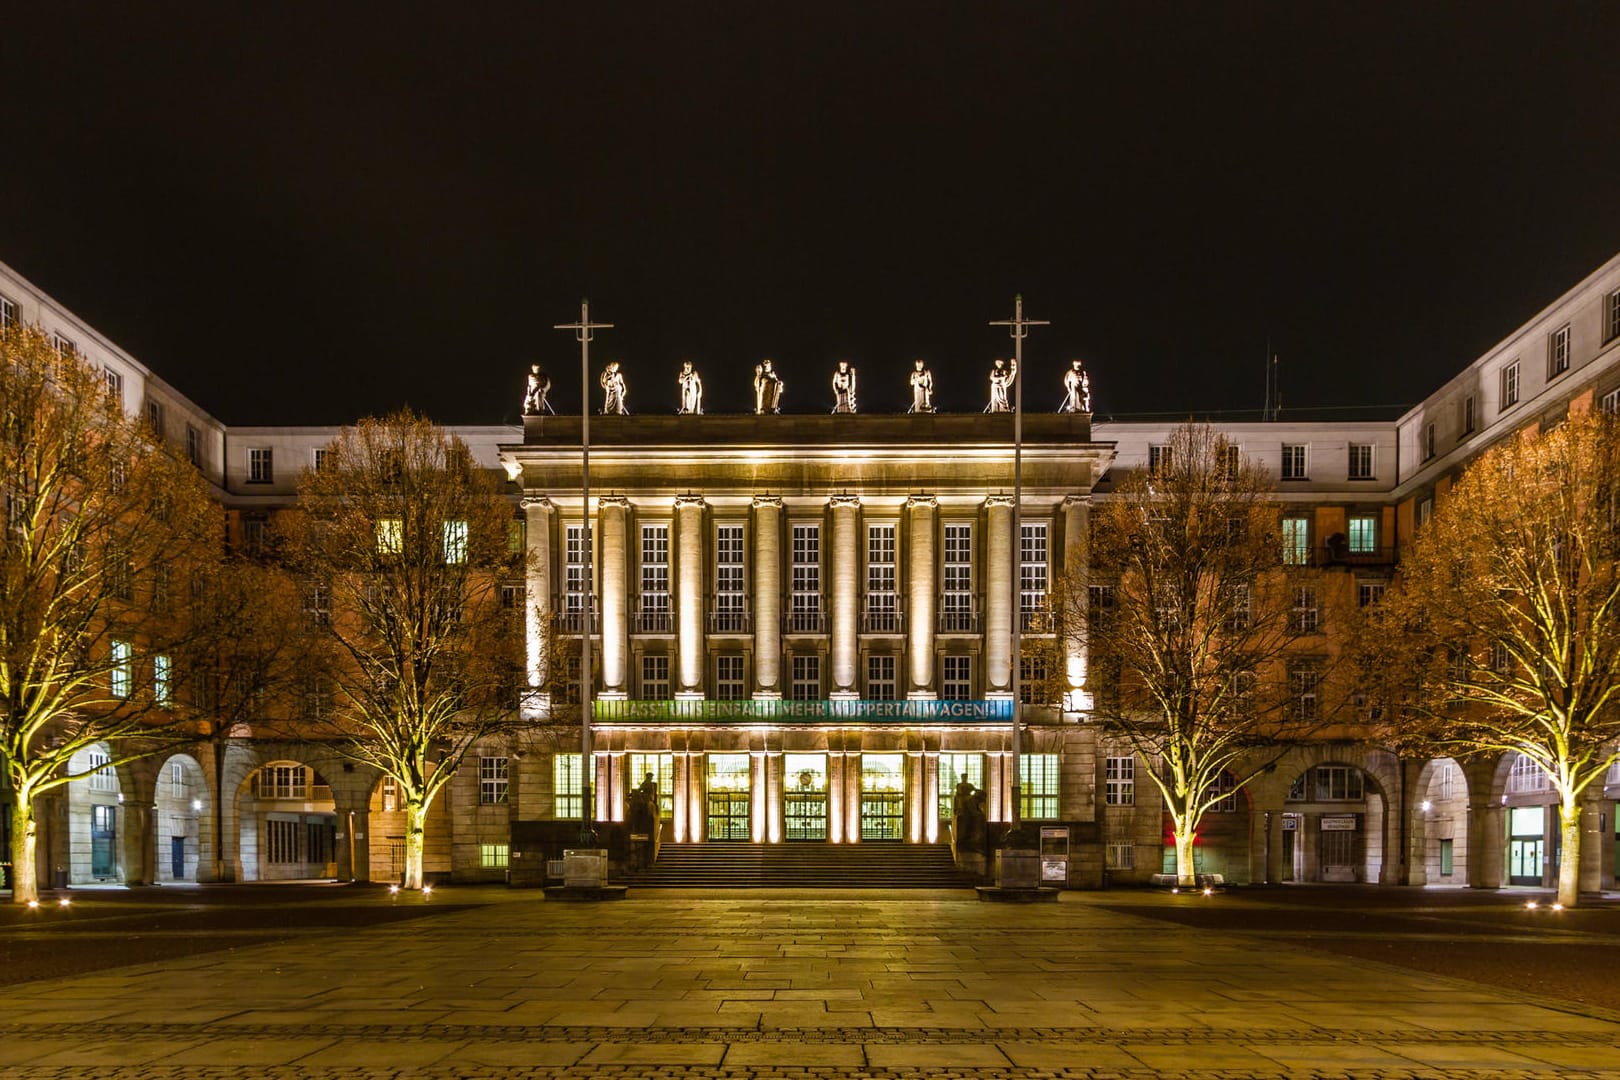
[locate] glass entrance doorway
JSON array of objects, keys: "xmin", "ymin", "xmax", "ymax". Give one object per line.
[
  {"xmin": 707, "ymin": 754, "xmax": 752, "ymax": 841},
  {"xmin": 784, "ymin": 754, "xmax": 828, "ymax": 840},
  {"xmin": 90, "ymin": 805, "xmax": 116, "ymax": 879},
  {"xmin": 1509, "ymin": 806, "xmax": 1546, "ymax": 885},
  {"xmin": 860, "ymin": 753, "xmax": 905, "ymax": 841}
]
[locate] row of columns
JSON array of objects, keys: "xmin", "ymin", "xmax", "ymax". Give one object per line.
[{"xmin": 521, "ymin": 493, "xmax": 1090, "ymax": 705}]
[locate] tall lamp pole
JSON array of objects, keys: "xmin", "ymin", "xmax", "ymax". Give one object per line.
[
  {"xmin": 555, "ymin": 300, "xmax": 612, "ymax": 844},
  {"xmin": 989, "ymin": 295, "xmax": 1047, "ymax": 829}
]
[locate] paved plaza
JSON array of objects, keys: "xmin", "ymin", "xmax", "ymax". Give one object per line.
[{"xmin": 1, "ymin": 886, "xmax": 1618, "ymax": 1079}]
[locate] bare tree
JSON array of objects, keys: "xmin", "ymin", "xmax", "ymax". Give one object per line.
[
  {"xmin": 1, "ymin": 323, "xmax": 220, "ymax": 903},
  {"xmin": 280, "ymin": 411, "xmax": 522, "ymax": 889},
  {"xmin": 1078, "ymin": 423, "xmax": 1337, "ymax": 885},
  {"xmin": 1366, "ymin": 408, "xmax": 1620, "ymax": 906}
]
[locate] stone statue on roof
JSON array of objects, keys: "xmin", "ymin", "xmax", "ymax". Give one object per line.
[
  {"xmin": 599, "ymin": 360, "xmax": 627, "ymax": 415},
  {"xmin": 754, "ymin": 358, "xmax": 784, "ymax": 414},
  {"xmin": 522, "ymin": 364, "xmax": 551, "ymax": 416},
  {"xmin": 677, "ymin": 360, "xmax": 703, "ymax": 415},
  {"xmin": 987, "ymin": 357, "xmax": 1017, "ymax": 413},
  {"xmin": 831, "ymin": 360, "xmax": 857, "ymax": 414},
  {"xmin": 909, "ymin": 358, "xmax": 934, "ymax": 413},
  {"xmin": 1061, "ymin": 358, "xmax": 1091, "ymax": 413}
]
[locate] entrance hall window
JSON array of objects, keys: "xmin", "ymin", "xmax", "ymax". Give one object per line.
[
  {"xmin": 790, "ymin": 654, "xmax": 820, "ymax": 700},
  {"xmin": 938, "ymin": 753, "xmax": 983, "ymax": 821},
  {"xmin": 789, "ymin": 523, "xmax": 821, "ymax": 632},
  {"xmin": 628, "ymin": 752, "xmax": 674, "ymax": 817},
  {"xmin": 1020, "ymin": 522, "xmax": 1048, "ymax": 631},
  {"xmin": 1105, "ymin": 756, "xmax": 1134, "ymax": 805},
  {"xmin": 941, "ymin": 523, "xmax": 974, "ymax": 631},
  {"xmin": 480, "ymin": 843, "xmax": 510, "ymax": 869},
  {"xmin": 1347, "ymin": 443, "xmax": 1373, "ymax": 480},
  {"xmin": 553, "ymin": 753, "xmax": 583, "ymax": 819},
  {"xmin": 713, "ymin": 524, "xmax": 746, "ymax": 631},
  {"xmin": 641, "ymin": 653, "xmax": 670, "ymax": 699},
  {"xmin": 942, "ymin": 654, "xmax": 972, "ymax": 700},
  {"xmin": 865, "ymin": 523, "xmax": 897, "ymax": 631},
  {"xmin": 1020, "ymin": 753, "xmax": 1059, "ymax": 820},
  {"xmin": 638, "ymin": 524, "xmax": 670, "ymax": 632},
  {"xmin": 479, "ymin": 756, "xmax": 509, "ymax": 804},
  {"xmin": 564, "ymin": 524, "xmax": 590, "ymax": 630},
  {"xmin": 715, "ymin": 654, "xmax": 746, "ymax": 700},
  {"xmin": 866, "ymin": 654, "xmax": 897, "ymax": 699},
  {"xmin": 1282, "ymin": 517, "xmax": 1310, "ymax": 565}
]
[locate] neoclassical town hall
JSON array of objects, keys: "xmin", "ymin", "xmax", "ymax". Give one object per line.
[{"xmin": 3, "ymin": 253, "xmax": 1619, "ymax": 894}]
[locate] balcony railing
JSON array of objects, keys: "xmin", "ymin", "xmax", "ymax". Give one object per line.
[
  {"xmin": 634, "ymin": 606, "xmax": 673, "ymax": 634},
  {"xmin": 708, "ymin": 605, "xmax": 752, "ymax": 634},
  {"xmin": 784, "ymin": 608, "xmax": 825, "ymax": 634},
  {"xmin": 555, "ymin": 608, "xmax": 599, "ymax": 634},
  {"xmin": 862, "ymin": 604, "xmax": 903, "ymax": 634},
  {"xmin": 1319, "ymin": 542, "xmax": 1397, "ymax": 567},
  {"xmin": 939, "ymin": 601, "xmax": 979, "ymax": 634}
]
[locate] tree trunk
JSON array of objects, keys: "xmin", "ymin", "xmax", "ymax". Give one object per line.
[
  {"xmin": 402, "ymin": 800, "xmax": 426, "ymax": 890},
  {"xmin": 1174, "ymin": 822, "xmax": 1198, "ymax": 887},
  {"xmin": 1556, "ymin": 793, "xmax": 1582, "ymax": 908},
  {"xmin": 9, "ymin": 799, "xmax": 38, "ymax": 905}
]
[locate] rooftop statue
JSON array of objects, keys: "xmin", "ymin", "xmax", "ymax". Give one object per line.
[
  {"xmin": 831, "ymin": 359, "xmax": 857, "ymax": 414},
  {"xmin": 754, "ymin": 357, "xmax": 785, "ymax": 414},
  {"xmin": 521, "ymin": 364, "xmax": 552, "ymax": 415},
  {"xmin": 987, "ymin": 356, "xmax": 1017, "ymax": 413},
  {"xmin": 599, "ymin": 360, "xmax": 628, "ymax": 415},
  {"xmin": 908, "ymin": 358, "xmax": 934, "ymax": 413},
  {"xmin": 1061, "ymin": 358, "xmax": 1091, "ymax": 413},
  {"xmin": 677, "ymin": 360, "xmax": 703, "ymax": 415}
]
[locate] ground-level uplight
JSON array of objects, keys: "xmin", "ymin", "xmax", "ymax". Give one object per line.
[
  {"xmin": 422, "ymin": 885, "xmax": 433, "ymax": 899},
  {"xmin": 389, "ymin": 884, "xmax": 400, "ymax": 895},
  {"xmin": 1525, "ymin": 900, "xmax": 1539, "ymax": 910},
  {"xmin": 1551, "ymin": 903, "xmax": 1565, "ymax": 912},
  {"xmin": 25, "ymin": 900, "xmax": 39, "ymax": 910},
  {"xmin": 1202, "ymin": 887, "xmax": 1214, "ymax": 896},
  {"xmin": 58, "ymin": 897, "xmax": 71, "ymax": 908}
]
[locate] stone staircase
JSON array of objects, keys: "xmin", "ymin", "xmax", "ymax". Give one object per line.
[{"xmin": 624, "ymin": 842, "xmax": 971, "ymax": 889}]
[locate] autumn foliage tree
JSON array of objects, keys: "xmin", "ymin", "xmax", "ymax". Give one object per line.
[
  {"xmin": 281, "ymin": 412, "xmax": 522, "ymax": 890},
  {"xmin": 0, "ymin": 323, "xmax": 220, "ymax": 903},
  {"xmin": 1078, "ymin": 424, "xmax": 1339, "ymax": 885},
  {"xmin": 1366, "ymin": 408, "xmax": 1620, "ymax": 906}
]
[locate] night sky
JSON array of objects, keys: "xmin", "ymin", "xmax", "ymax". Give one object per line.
[{"xmin": 2, "ymin": 4, "xmax": 1618, "ymax": 426}]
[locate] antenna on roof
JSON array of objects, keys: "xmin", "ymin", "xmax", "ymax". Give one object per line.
[{"xmin": 1262, "ymin": 343, "xmax": 1281, "ymax": 422}]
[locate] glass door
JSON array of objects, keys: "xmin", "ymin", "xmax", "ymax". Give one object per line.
[
  {"xmin": 1509, "ymin": 806, "xmax": 1546, "ymax": 885},
  {"xmin": 860, "ymin": 753, "xmax": 905, "ymax": 841},
  {"xmin": 783, "ymin": 753, "xmax": 828, "ymax": 840},
  {"xmin": 707, "ymin": 754, "xmax": 752, "ymax": 841},
  {"xmin": 91, "ymin": 804, "xmax": 116, "ymax": 879}
]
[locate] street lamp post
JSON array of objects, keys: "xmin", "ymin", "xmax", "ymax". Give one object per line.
[
  {"xmin": 990, "ymin": 295, "xmax": 1047, "ymax": 830},
  {"xmin": 555, "ymin": 300, "xmax": 612, "ymax": 845}
]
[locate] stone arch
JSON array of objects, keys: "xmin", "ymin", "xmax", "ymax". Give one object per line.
[
  {"xmin": 1409, "ymin": 756, "xmax": 1470, "ymax": 886},
  {"xmin": 63, "ymin": 742, "xmax": 124, "ymax": 884},
  {"xmin": 151, "ymin": 753, "xmax": 212, "ymax": 883},
  {"xmin": 232, "ymin": 747, "xmax": 342, "ymax": 882},
  {"xmin": 1264, "ymin": 742, "xmax": 1400, "ymax": 884}
]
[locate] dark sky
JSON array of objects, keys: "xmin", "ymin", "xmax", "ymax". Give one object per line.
[{"xmin": 2, "ymin": 3, "xmax": 1618, "ymax": 426}]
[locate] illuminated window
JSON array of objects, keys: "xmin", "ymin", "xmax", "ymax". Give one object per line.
[
  {"xmin": 789, "ymin": 524, "xmax": 821, "ymax": 632},
  {"xmin": 628, "ymin": 752, "xmax": 674, "ymax": 817},
  {"xmin": 376, "ymin": 517, "xmax": 403, "ymax": 555},
  {"xmin": 247, "ymin": 447, "xmax": 274, "ymax": 483},
  {"xmin": 1508, "ymin": 753, "xmax": 1550, "ymax": 793},
  {"xmin": 942, "ymin": 654, "xmax": 972, "ymax": 700},
  {"xmin": 1548, "ymin": 323, "xmax": 1570, "ymax": 378},
  {"xmin": 790, "ymin": 654, "xmax": 820, "ymax": 700},
  {"xmin": 865, "ymin": 654, "xmax": 897, "ymax": 700},
  {"xmin": 1281, "ymin": 517, "xmax": 1310, "ymax": 565},
  {"xmin": 1019, "ymin": 753, "xmax": 1059, "ymax": 820},
  {"xmin": 553, "ymin": 753, "xmax": 583, "ymax": 819},
  {"xmin": 865, "ymin": 524, "xmax": 897, "ymax": 631},
  {"xmin": 153, "ymin": 653, "xmax": 171, "ymax": 707},
  {"xmin": 442, "ymin": 520, "xmax": 468, "ymax": 564},
  {"xmin": 715, "ymin": 654, "xmax": 745, "ymax": 700},
  {"xmin": 713, "ymin": 524, "xmax": 746, "ymax": 631},
  {"xmin": 1019, "ymin": 522, "xmax": 1048, "ymax": 631},
  {"xmin": 1347, "ymin": 514, "xmax": 1377, "ymax": 554},
  {"xmin": 638, "ymin": 524, "xmax": 669, "ymax": 632},
  {"xmin": 1281, "ymin": 444, "xmax": 1307, "ymax": 480},
  {"xmin": 110, "ymin": 639, "xmax": 132, "ymax": 698},
  {"xmin": 941, "ymin": 524, "xmax": 974, "ymax": 631},
  {"xmin": 480, "ymin": 843, "xmax": 509, "ymax": 869},
  {"xmin": 938, "ymin": 753, "xmax": 983, "ymax": 820},
  {"xmin": 479, "ymin": 756, "xmax": 509, "ymax": 804},
  {"xmin": 640, "ymin": 653, "xmax": 670, "ymax": 699},
  {"xmin": 1104, "ymin": 756, "xmax": 1134, "ymax": 806},
  {"xmin": 1500, "ymin": 360, "xmax": 1520, "ymax": 410},
  {"xmin": 507, "ymin": 517, "xmax": 525, "ymax": 555}
]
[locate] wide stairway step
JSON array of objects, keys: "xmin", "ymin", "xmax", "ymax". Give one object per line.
[{"xmin": 624, "ymin": 842, "xmax": 970, "ymax": 888}]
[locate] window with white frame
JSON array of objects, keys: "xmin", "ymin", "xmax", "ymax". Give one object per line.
[
  {"xmin": 715, "ymin": 654, "xmax": 745, "ymax": 699},
  {"xmin": 50, "ymin": 331, "xmax": 75, "ymax": 357},
  {"xmin": 259, "ymin": 763, "xmax": 308, "ymax": 800},
  {"xmin": 1105, "ymin": 756, "xmax": 1134, "ymax": 805},
  {"xmin": 1106, "ymin": 842, "xmax": 1135, "ymax": 870},
  {"xmin": 941, "ymin": 523, "xmax": 973, "ymax": 631},
  {"xmin": 1601, "ymin": 388, "xmax": 1620, "ymax": 416},
  {"xmin": 1020, "ymin": 522, "xmax": 1048, "ymax": 631},
  {"xmin": 479, "ymin": 756, "xmax": 509, "ymax": 804},
  {"xmin": 110, "ymin": 639, "xmax": 133, "ymax": 698},
  {"xmin": 1347, "ymin": 443, "xmax": 1373, "ymax": 479},
  {"xmin": 1020, "ymin": 753, "xmax": 1059, "ymax": 820},
  {"xmin": 1417, "ymin": 496, "xmax": 1434, "ymax": 528},
  {"xmin": 641, "ymin": 653, "xmax": 670, "ymax": 699},
  {"xmin": 1281, "ymin": 516, "xmax": 1310, "ymax": 565},
  {"xmin": 1288, "ymin": 659, "xmax": 1321, "ymax": 721},
  {"xmin": 553, "ymin": 753, "xmax": 583, "ymax": 819},
  {"xmin": 1019, "ymin": 654, "xmax": 1048, "ymax": 704},
  {"xmin": 1548, "ymin": 323, "xmax": 1570, "ymax": 378},
  {"xmin": 1462, "ymin": 394, "xmax": 1477, "ymax": 434},
  {"xmin": 639, "ymin": 524, "xmax": 670, "ymax": 631},
  {"xmin": 1607, "ymin": 288, "xmax": 1620, "ymax": 344},
  {"xmin": 790, "ymin": 523, "xmax": 821, "ymax": 631},
  {"xmin": 1218, "ymin": 443, "xmax": 1240, "ymax": 479},
  {"xmin": 186, "ymin": 424, "xmax": 201, "ymax": 466},
  {"xmin": 1230, "ymin": 669, "xmax": 1256, "ymax": 718},
  {"xmin": 942, "ymin": 654, "xmax": 972, "ymax": 700},
  {"xmin": 88, "ymin": 749, "xmax": 117, "ymax": 792},
  {"xmin": 937, "ymin": 753, "xmax": 983, "ymax": 820},
  {"xmin": 1222, "ymin": 582, "xmax": 1250, "ymax": 633},
  {"xmin": 380, "ymin": 776, "xmax": 398, "ymax": 811},
  {"xmin": 1209, "ymin": 770, "xmax": 1239, "ymax": 812},
  {"xmin": 1347, "ymin": 514, "xmax": 1377, "ymax": 554},
  {"xmin": 865, "ymin": 523, "xmax": 897, "ymax": 631},
  {"xmin": 1500, "ymin": 360, "xmax": 1520, "ymax": 410},
  {"xmin": 442, "ymin": 519, "xmax": 468, "ymax": 564},
  {"xmin": 313, "ymin": 447, "xmax": 330, "ymax": 472},
  {"xmin": 866, "ymin": 654, "xmax": 897, "ymax": 699},
  {"xmin": 1508, "ymin": 753, "xmax": 1550, "ymax": 793},
  {"xmin": 0, "ymin": 293, "xmax": 15, "ymax": 328},
  {"xmin": 790, "ymin": 653, "xmax": 820, "ymax": 700},
  {"xmin": 1356, "ymin": 579, "xmax": 1386, "ymax": 607},
  {"xmin": 1148, "ymin": 444, "xmax": 1172, "ymax": 474},
  {"xmin": 1290, "ymin": 586, "xmax": 1319, "ymax": 632},
  {"xmin": 247, "ymin": 447, "xmax": 274, "ymax": 483},
  {"xmin": 1491, "ymin": 640, "xmax": 1514, "ymax": 676},
  {"xmin": 628, "ymin": 751, "xmax": 675, "ymax": 817},
  {"xmin": 375, "ymin": 516, "xmax": 402, "ymax": 556},
  {"xmin": 713, "ymin": 523, "xmax": 746, "ymax": 631},
  {"xmin": 154, "ymin": 653, "xmax": 171, "ymax": 707},
  {"xmin": 564, "ymin": 523, "xmax": 589, "ymax": 627},
  {"xmin": 1438, "ymin": 761, "xmax": 1455, "ymax": 801},
  {"xmin": 169, "ymin": 760, "xmax": 185, "ymax": 797},
  {"xmin": 1281, "ymin": 444, "xmax": 1308, "ymax": 479},
  {"xmin": 480, "ymin": 843, "xmax": 510, "ymax": 869},
  {"xmin": 304, "ymin": 675, "xmax": 332, "ymax": 722},
  {"xmin": 145, "ymin": 399, "xmax": 165, "ymax": 441}
]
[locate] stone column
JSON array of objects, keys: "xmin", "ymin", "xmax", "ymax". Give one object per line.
[
  {"xmin": 1264, "ymin": 809, "xmax": 1286, "ymax": 884},
  {"xmin": 1467, "ymin": 801, "xmax": 1505, "ymax": 888},
  {"xmin": 829, "ymin": 495, "xmax": 861, "ymax": 698},
  {"xmin": 336, "ymin": 806, "xmax": 372, "ymax": 883},
  {"xmin": 120, "ymin": 802, "xmax": 155, "ymax": 886},
  {"xmin": 766, "ymin": 753, "xmax": 783, "ymax": 843},
  {"xmin": 924, "ymin": 752, "xmax": 940, "ymax": 844},
  {"xmin": 599, "ymin": 496, "xmax": 630, "ymax": 698},
  {"xmin": 750, "ymin": 753, "xmax": 766, "ymax": 842},
  {"xmin": 907, "ymin": 752, "xmax": 925, "ymax": 843},
  {"xmin": 752, "ymin": 497, "xmax": 783, "ymax": 698},
  {"xmin": 595, "ymin": 753, "xmax": 612, "ymax": 822},
  {"xmin": 985, "ymin": 496, "xmax": 1014, "ymax": 695},
  {"xmin": 906, "ymin": 496, "xmax": 937, "ymax": 698},
  {"xmin": 845, "ymin": 752, "xmax": 863, "ymax": 843},
  {"xmin": 673, "ymin": 754, "xmax": 690, "ymax": 843},
  {"xmin": 987, "ymin": 752, "xmax": 1006, "ymax": 823},
  {"xmin": 1061, "ymin": 496, "xmax": 1090, "ymax": 711},
  {"xmin": 828, "ymin": 752, "xmax": 846, "ymax": 843},
  {"xmin": 521, "ymin": 496, "xmax": 554, "ymax": 718},
  {"xmin": 675, "ymin": 495, "xmax": 706, "ymax": 698},
  {"xmin": 687, "ymin": 754, "xmax": 705, "ymax": 842},
  {"xmin": 1579, "ymin": 793, "xmax": 1609, "ymax": 895}
]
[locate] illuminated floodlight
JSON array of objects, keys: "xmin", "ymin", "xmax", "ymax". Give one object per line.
[
  {"xmin": 26, "ymin": 900, "xmax": 39, "ymax": 910},
  {"xmin": 1420, "ymin": 800, "xmax": 1432, "ymax": 813},
  {"xmin": 1551, "ymin": 903, "xmax": 1565, "ymax": 912},
  {"xmin": 1525, "ymin": 900, "xmax": 1539, "ymax": 910},
  {"xmin": 422, "ymin": 885, "xmax": 433, "ymax": 898},
  {"xmin": 58, "ymin": 897, "xmax": 71, "ymax": 908},
  {"xmin": 192, "ymin": 799, "xmax": 203, "ymax": 811},
  {"xmin": 1170, "ymin": 887, "xmax": 1180, "ymax": 894},
  {"xmin": 389, "ymin": 884, "xmax": 400, "ymax": 895},
  {"xmin": 1202, "ymin": 887, "xmax": 1213, "ymax": 896}
]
